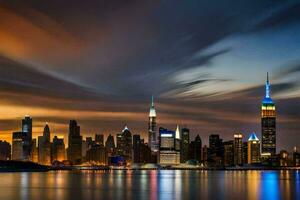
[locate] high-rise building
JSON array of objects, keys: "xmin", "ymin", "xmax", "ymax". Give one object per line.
[
  {"xmin": 95, "ymin": 134, "xmax": 104, "ymax": 145},
  {"xmin": 0, "ymin": 140, "xmax": 11, "ymax": 160},
  {"xmin": 31, "ymin": 139, "xmax": 38, "ymax": 163},
  {"xmin": 180, "ymin": 128, "xmax": 190, "ymax": 163},
  {"xmin": 189, "ymin": 135, "xmax": 202, "ymax": 163},
  {"xmin": 12, "ymin": 132, "xmax": 25, "ymax": 160},
  {"xmin": 234, "ymin": 134, "xmax": 243, "ymax": 165},
  {"xmin": 116, "ymin": 126, "xmax": 133, "ymax": 163},
  {"xmin": 247, "ymin": 133, "xmax": 260, "ymax": 164},
  {"xmin": 67, "ymin": 120, "xmax": 82, "ymax": 164},
  {"xmin": 159, "ymin": 127, "xmax": 180, "ymax": 165},
  {"xmin": 223, "ymin": 140, "xmax": 234, "ymax": 166},
  {"xmin": 105, "ymin": 134, "xmax": 115, "ymax": 156},
  {"xmin": 261, "ymin": 73, "xmax": 276, "ymax": 157},
  {"xmin": 140, "ymin": 139, "xmax": 152, "ymax": 163},
  {"xmin": 38, "ymin": 124, "xmax": 51, "ymax": 165},
  {"xmin": 86, "ymin": 144, "xmax": 108, "ymax": 165},
  {"xmin": 22, "ymin": 115, "xmax": 32, "ymax": 161},
  {"xmin": 52, "ymin": 136, "xmax": 66, "ymax": 162},
  {"xmin": 148, "ymin": 96, "xmax": 157, "ymax": 152},
  {"xmin": 133, "ymin": 135, "xmax": 141, "ymax": 163},
  {"xmin": 208, "ymin": 134, "xmax": 223, "ymax": 165}
]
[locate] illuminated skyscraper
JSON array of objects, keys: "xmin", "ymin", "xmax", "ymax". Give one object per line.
[
  {"xmin": 234, "ymin": 134, "xmax": 243, "ymax": 165},
  {"xmin": 148, "ymin": 96, "xmax": 157, "ymax": 152},
  {"xmin": 116, "ymin": 126, "xmax": 133, "ymax": 163},
  {"xmin": 22, "ymin": 115, "xmax": 32, "ymax": 161},
  {"xmin": 159, "ymin": 127, "xmax": 180, "ymax": 165},
  {"xmin": 38, "ymin": 124, "xmax": 51, "ymax": 165},
  {"xmin": 247, "ymin": 133, "xmax": 260, "ymax": 164},
  {"xmin": 261, "ymin": 73, "xmax": 276, "ymax": 157},
  {"xmin": 12, "ymin": 132, "xmax": 25, "ymax": 160}
]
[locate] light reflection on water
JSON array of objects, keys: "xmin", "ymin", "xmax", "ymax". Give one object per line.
[{"xmin": 0, "ymin": 170, "xmax": 298, "ymax": 200}]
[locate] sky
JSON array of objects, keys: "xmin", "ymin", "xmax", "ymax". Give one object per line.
[{"xmin": 0, "ymin": 0, "xmax": 300, "ymax": 151}]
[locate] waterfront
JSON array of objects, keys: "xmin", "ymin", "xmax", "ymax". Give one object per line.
[{"xmin": 0, "ymin": 170, "xmax": 299, "ymax": 200}]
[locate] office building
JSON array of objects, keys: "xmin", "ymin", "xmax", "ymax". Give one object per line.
[
  {"xmin": 208, "ymin": 134, "xmax": 223, "ymax": 165},
  {"xmin": 180, "ymin": 128, "xmax": 190, "ymax": 163},
  {"xmin": 12, "ymin": 132, "xmax": 25, "ymax": 160},
  {"xmin": 223, "ymin": 140, "xmax": 234, "ymax": 166},
  {"xmin": 247, "ymin": 133, "xmax": 260, "ymax": 164},
  {"xmin": 133, "ymin": 134, "xmax": 141, "ymax": 163},
  {"xmin": 189, "ymin": 135, "xmax": 202, "ymax": 163},
  {"xmin": 234, "ymin": 134, "xmax": 243, "ymax": 165},
  {"xmin": 38, "ymin": 124, "xmax": 51, "ymax": 165},
  {"xmin": 52, "ymin": 136, "xmax": 66, "ymax": 162},
  {"xmin": 22, "ymin": 115, "xmax": 32, "ymax": 161},
  {"xmin": 159, "ymin": 127, "xmax": 180, "ymax": 165},
  {"xmin": 67, "ymin": 120, "xmax": 82, "ymax": 164}
]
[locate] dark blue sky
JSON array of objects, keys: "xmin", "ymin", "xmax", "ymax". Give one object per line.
[{"xmin": 0, "ymin": 0, "xmax": 299, "ymax": 151}]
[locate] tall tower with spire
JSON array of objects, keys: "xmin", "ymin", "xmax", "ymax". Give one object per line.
[
  {"xmin": 261, "ymin": 73, "xmax": 276, "ymax": 157},
  {"xmin": 148, "ymin": 96, "xmax": 157, "ymax": 152}
]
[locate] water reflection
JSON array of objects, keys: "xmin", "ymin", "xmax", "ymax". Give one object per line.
[{"xmin": 0, "ymin": 170, "xmax": 298, "ymax": 200}]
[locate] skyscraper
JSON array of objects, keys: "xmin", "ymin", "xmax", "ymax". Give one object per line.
[
  {"xmin": 234, "ymin": 134, "xmax": 243, "ymax": 165},
  {"xmin": 38, "ymin": 124, "xmax": 51, "ymax": 165},
  {"xmin": 189, "ymin": 135, "xmax": 202, "ymax": 163},
  {"xmin": 148, "ymin": 96, "xmax": 157, "ymax": 152},
  {"xmin": 12, "ymin": 132, "xmax": 25, "ymax": 160},
  {"xmin": 22, "ymin": 115, "xmax": 32, "ymax": 161},
  {"xmin": 223, "ymin": 140, "xmax": 234, "ymax": 166},
  {"xmin": 116, "ymin": 126, "xmax": 133, "ymax": 163},
  {"xmin": 159, "ymin": 127, "xmax": 180, "ymax": 165},
  {"xmin": 95, "ymin": 134, "xmax": 104, "ymax": 145},
  {"xmin": 31, "ymin": 139, "xmax": 38, "ymax": 163},
  {"xmin": 67, "ymin": 120, "xmax": 82, "ymax": 164},
  {"xmin": 180, "ymin": 128, "xmax": 190, "ymax": 163},
  {"xmin": 105, "ymin": 134, "xmax": 115, "ymax": 156},
  {"xmin": 208, "ymin": 134, "xmax": 223, "ymax": 165},
  {"xmin": 247, "ymin": 133, "xmax": 260, "ymax": 164},
  {"xmin": 52, "ymin": 136, "xmax": 66, "ymax": 162},
  {"xmin": 261, "ymin": 73, "xmax": 276, "ymax": 157},
  {"xmin": 133, "ymin": 134, "xmax": 141, "ymax": 163}
]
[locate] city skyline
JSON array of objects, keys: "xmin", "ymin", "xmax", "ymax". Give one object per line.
[
  {"xmin": 0, "ymin": 73, "xmax": 299, "ymax": 152},
  {"xmin": 1, "ymin": 1, "xmax": 300, "ymax": 151},
  {"xmin": 0, "ymin": 73, "xmax": 298, "ymax": 156}
]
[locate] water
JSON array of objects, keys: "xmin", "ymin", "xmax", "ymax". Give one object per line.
[{"xmin": 0, "ymin": 170, "xmax": 299, "ymax": 200}]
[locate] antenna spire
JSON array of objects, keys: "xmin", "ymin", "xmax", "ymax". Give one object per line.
[
  {"xmin": 151, "ymin": 95, "xmax": 154, "ymax": 107},
  {"xmin": 265, "ymin": 72, "xmax": 270, "ymax": 98}
]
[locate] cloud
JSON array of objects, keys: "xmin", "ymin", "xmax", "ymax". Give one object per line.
[{"xmin": 253, "ymin": 3, "xmax": 300, "ymax": 32}]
